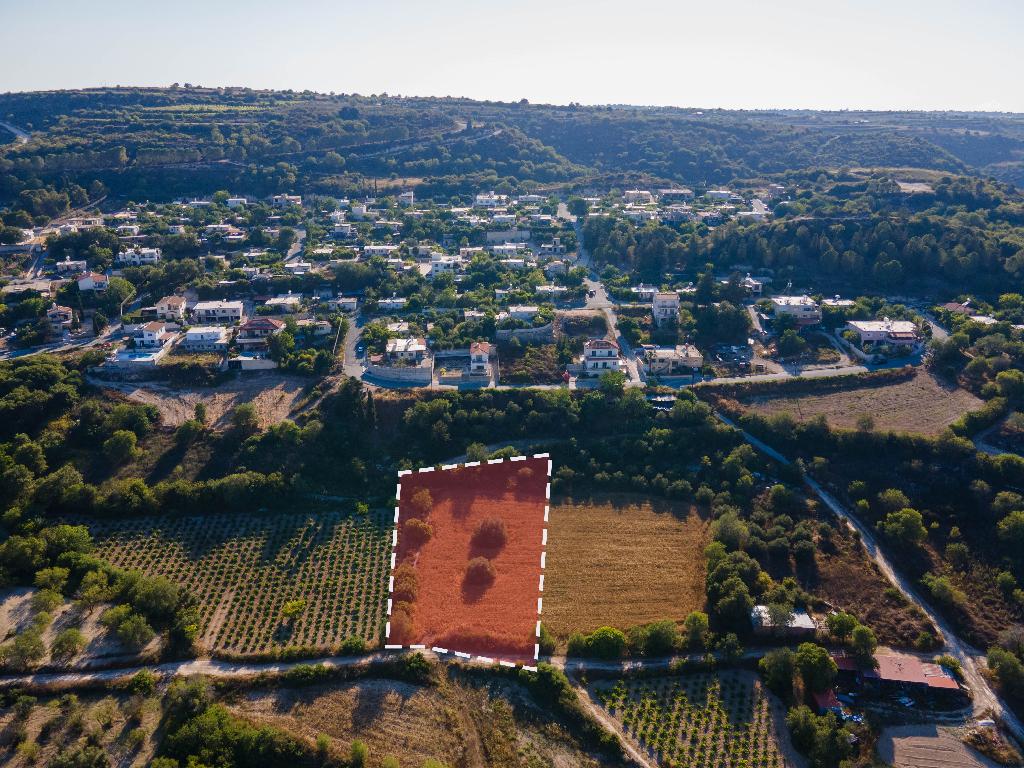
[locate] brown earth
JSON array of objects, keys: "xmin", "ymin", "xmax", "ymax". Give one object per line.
[
  {"xmin": 811, "ymin": 525, "xmax": 936, "ymax": 648},
  {"xmin": 394, "ymin": 458, "xmax": 549, "ymax": 661},
  {"xmin": 877, "ymin": 725, "xmax": 1000, "ymax": 768},
  {"xmin": 228, "ymin": 675, "xmax": 611, "ymax": 768},
  {"xmin": 97, "ymin": 374, "xmax": 311, "ymax": 430}
]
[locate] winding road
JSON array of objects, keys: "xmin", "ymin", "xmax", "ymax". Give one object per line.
[{"xmin": 716, "ymin": 412, "xmax": 1024, "ymax": 739}]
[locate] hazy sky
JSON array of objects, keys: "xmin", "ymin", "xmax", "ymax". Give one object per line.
[{"xmin": 2, "ymin": 0, "xmax": 1021, "ymax": 112}]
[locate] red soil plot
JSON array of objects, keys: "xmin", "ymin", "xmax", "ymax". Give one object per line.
[{"xmin": 389, "ymin": 456, "xmax": 549, "ymax": 662}]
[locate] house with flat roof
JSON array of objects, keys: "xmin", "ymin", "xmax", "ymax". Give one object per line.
[
  {"xmin": 771, "ymin": 295, "xmax": 821, "ymax": 325},
  {"xmin": 116, "ymin": 247, "xmax": 161, "ymax": 266},
  {"xmin": 386, "ymin": 337, "xmax": 428, "ymax": 363},
  {"xmin": 46, "ymin": 304, "xmax": 73, "ymax": 335},
  {"xmin": 642, "ymin": 345, "xmax": 703, "ymax": 377},
  {"xmin": 846, "ymin": 319, "xmax": 921, "ymax": 347},
  {"xmin": 192, "ymin": 300, "xmax": 245, "ymax": 325},
  {"xmin": 653, "ymin": 292, "xmax": 680, "ymax": 326},
  {"xmin": 183, "ymin": 326, "xmax": 231, "ymax": 352}
]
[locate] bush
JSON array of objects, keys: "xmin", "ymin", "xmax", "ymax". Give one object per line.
[
  {"xmin": 463, "ymin": 557, "xmax": 496, "ymax": 586},
  {"xmin": 471, "ymin": 517, "xmax": 507, "ymax": 550},
  {"xmin": 403, "ymin": 518, "xmax": 434, "ymax": 548},
  {"xmin": 103, "ymin": 429, "xmax": 139, "ymax": 465},
  {"xmin": 51, "ymin": 628, "xmax": 86, "ymax": 661},
  {"xmin": 568, "ymin": 626, "xmax": 627, "ymax": 659},
  {"xmin": 407, "ymin": 488, "xmax": 433, "ymax": 517}
]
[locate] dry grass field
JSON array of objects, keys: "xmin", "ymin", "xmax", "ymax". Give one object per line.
[
  {"xmin": 543, "ymin": 495, "xmax": 708, "ymax": 641},
  {"xmin": 740, "ymin": 371, "xmax": 981, "ymax": 436},
  {"xmin": 229, "ymin": 675, "xmax": 611, "ymax": 768}
]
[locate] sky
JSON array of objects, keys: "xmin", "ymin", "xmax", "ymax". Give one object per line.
[{"xmin": 2, "ymin": 0, "xmax": 1022, "ymax": 112}]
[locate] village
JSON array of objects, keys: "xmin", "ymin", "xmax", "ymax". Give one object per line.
[{"xmin": 0, "ymin": 186, "xmax": 965, "ymax": 395}]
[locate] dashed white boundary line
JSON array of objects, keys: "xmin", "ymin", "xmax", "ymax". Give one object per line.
[{"xmin": 385, "ymin": 453, "xmax": 552, "ymax": 670}]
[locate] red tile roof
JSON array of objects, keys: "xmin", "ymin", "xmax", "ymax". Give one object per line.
[{"xmin": 834, "ymin": 651, "xmax": 959, "ymax": 690}]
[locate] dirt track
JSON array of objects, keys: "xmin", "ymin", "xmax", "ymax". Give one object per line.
[{"xmin": 97, "ymin": 374, "xmax": 310, "ymax": 430}]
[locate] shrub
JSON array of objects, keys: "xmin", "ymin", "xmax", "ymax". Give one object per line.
[
  {"xmin": 568, "ymin": 626, "xmax": 627, "ymax": 659},
  {"xmin": 407, "ymin": 488, "xmax": 433, "ymax": 518},
  {"xmin": 403, "ymin": 518, "xmax": 434, "ymax": 548},
  {"xmin": 471, "ymin": 517, "xmax": 507, "ymax": 550},
  {"xmin": 103, "ymin": 429, "xmax": 139, "ymax": 465},
  {"xmin": 51, "ymin": 628, "xmax": 86, "ymax": 661},
  {"xmin": 392, "ymin": 563, "xmax": 418, "ymax": 603},
  {"xmin": 464, "ymin": 557, "xmax": 496, "ymax": 586}
]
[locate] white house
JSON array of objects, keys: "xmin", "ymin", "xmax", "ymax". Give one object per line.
[
  {"xmin": 386, "ymin": 337, "xmax": 428, "ymax": 363},
  {"xmin": 429, "ymin": 253, "xmax": 463, "ymax": 278},
  {"xmin": 642, "ymin": 345, "xmax": 703, "ymax": 377},
  {"xmin": 771, "ymin": 295, "xmax": 821, "ymax": 325},
  {"xmin": 506, "ymin": 305, "xmax": 540, "ymax": 322},
  {"xmin": 398, "ymin": 190, "xmax": 415, "ymax": 206},
  {"xmin": 475, "ymin": 191, "xmax": 506, "ymax": 208},
  {"xmin": 624, "ymin": 190, "xmax": 654, "ymax": 203},
  {"xmin": 76, "ymin": 272, "xmax": 109, "ymax": 292},
  {"xmin": 630, "ymin": 284, "xmax": 659, "ymax": 302},
  {"xmin": 272, "ymin": 194, "xmax": 302, "ymax": 208},
  {"xmin": 226, "ymin": 197, "xmax": 247, "ymax": 209},
  {"xmin": 183, "ymin": 326, "xmax": 231, "ymax": 352},
  {"xmin": 846, "ymin": 319, "xmax": 921, "ymax": 347},
  {"xmin": 582, "ymin": 338, "xmax": 624, "ymax": 375},
  {"xmin": 265, "ymin": 293, "xmax": 302, "ymax": 313},
  {"xmin": 156, "ymin": 295, "xmax": 187, "ymax": 322},
  {"xmin": 55, "ymin": 257, "xmax": 87, "ymax": 274},
  {"xmin": 192, "ymin": 300, "xmax": 245, "ymax": 325},
  {"xmin": 705, "ymin": 189, "xmax": 733, "ymax": 201},
  {"xmin": 46, "ymin": 304, "xmax": 74, "ymax": 335},
  {"xmin": 652, "ymin": 292, "xmax": 680, "ymax": 326},
  {"xmin": 137, "ymin": 321, "xmax": 175, "ymax": 349},
  {"xmin": 364, "ymin": 244, "xmax": 400, "ymax": 257},
  {"xmin": 117, "ymin": 247, "xmax": 162, "ymax": 266},
  {"xmin": 470, "ymin": 341, "xmax": 491, "ymax": 375},
  {"xmin": 379, "ymin": 295, "xmax": 408, "ymax": 311}
]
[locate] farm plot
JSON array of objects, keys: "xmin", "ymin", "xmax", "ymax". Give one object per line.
[
  {"xmin": 89, "ymin": 510, "xmax": 390, "ymax": 656},
  {"xmin": 594, "ymin": 672, "xmax": 797, "ymax": 768},
  {"xmin": 543, "ymin": 496, "xmax": 708, "ymax": 642},
  {"xmin": 391, "ymin": 457, "xmax": 549, "ymax": 661},
  {"xmin": 738, "ymin": 371, "xmax": 981, "ymax": 436}
]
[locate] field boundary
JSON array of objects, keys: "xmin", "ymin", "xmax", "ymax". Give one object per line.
[{"xmin": 384, "ymin": 454, "xmax": 552, "ymax": 672}]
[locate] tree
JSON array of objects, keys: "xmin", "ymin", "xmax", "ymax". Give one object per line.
[
  {"xmin": 350, "ymin": 739, "xmax": 369, "ymax": 768},
  {"xmin": 2, "ymin": 629, "xmax": 46, "ymax": 670},
  {"xmin": 566, "ymin": 197, "xmax": 588, "ymax": 218},
  {"xmin": 826, "ymin": 611, "xmax": 858, "ymax": 642},
  {"xmin": 232, "ymin": 403, "xmax": 259, "ymax": 434},
  {"xmin": 465, "ymin": 442, "xmax": 488, "ymax": 462},
  {"xmin": 880, "ymin": 507, "xmax": 927, "ymax": 547},
  {"xmin": 850, "ymin": 624, "xmax": 878, "ymax": 662},
  {"xmin": 92, "ymin": 311, "xmax": 107, "ymax": 334},
  {"xmin": 51, "ymin": 628, "xmax": 86, "ymax": 661},
  {"xmin": 34, "ymin": 566, "xmax": 70, "ymax": 592},
  {"xmin": 103, "ymin": 429, "xmax": 139, "ymax": 465},
  {"xmin": 582, "ymin": 626, "xmax": 627, "ymax": 659},
  {"xmin": 795, "ymin": 642, "xmax": 837, "ymax": 692},
  {"xmin": 683, "ymin": 611, "xmax": 710, "ymax": 650},
  {"xmin": 717, "ymin": 632, "xmax": 743, "ymax": 663},
  {"xmin": 194, "ymin": 402, "xmax": 207, "ymax": 424},
  {"xmin": 598, "ymin": 370, "xmax": 626, "ymax": 397},
  {"xmin": 777, "ymin": 329, "xmax": 807, "ymax": 358},
  {"xmin": 998, "ymin": 511, "xmax": 1024, "ymax": 551},
  {"xmin": 117, "ymin": 614, "xmax": 155, "ymax": 648},
  {"xmin": 759, "ymin": 648, "xmax": 796, "ymax": 700}
]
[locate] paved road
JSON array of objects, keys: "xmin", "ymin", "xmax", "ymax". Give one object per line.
[
  {"xmin": 716, "ymin": 411, "xmax": 1024, "ymax": 740},
  {"xmin": 284, "ymin": 228, "xmax": 306, "ymax": 262}
]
